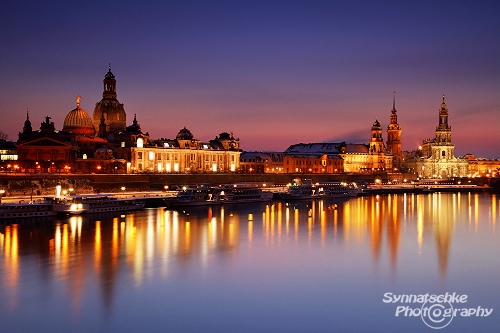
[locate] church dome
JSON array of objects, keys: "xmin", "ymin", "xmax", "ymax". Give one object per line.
[
  {"xmin": 176, "ymin": 127, "xmax": 193, "ymax": 140},
  {"xmin": 63, "ymin": 95, "xmax": 96, "ymax": 136},
  {"xmin": 372, "ymin": 118, "xmax": 381, "ymax": 129}
]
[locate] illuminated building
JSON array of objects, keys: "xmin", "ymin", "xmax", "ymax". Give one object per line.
[
  {"xmin": 114, "ymin": 123, "xmax": 241, "ymax": 173},
  {"xmin": 408, "ymin": 96, "xmax": 468, "ymax": 178},
  {"xmin": 463, "ymin": 154, "xmax": 500, "ymax": 178},
  {"xmin": 281, "ymin": 118, "xmax": 393, "ymax": 174},
  {"xmin": 0, "ymin": 139, "xmax": 17, "ymax": 162},
  {"xmin": 16, "ymin": 96, "xmax": 110, "ymax": 173},
  {"xmin": 240, "ymin": 152, "xmax": 284, "ymax": 173}
]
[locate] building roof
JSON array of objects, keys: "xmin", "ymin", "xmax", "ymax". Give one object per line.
[{"xmin": 284, "ymin": 142, "xmax": 369, "ymax": 154}]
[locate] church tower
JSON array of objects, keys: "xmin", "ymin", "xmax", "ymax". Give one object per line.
[
  {"xmin": 410, "ymin": 95, "xmax": 468, "ymax": 179},
  {"xmin": 386, "ymin": 92, "xmax": 402, "ymax": 168},
  {"xmin": 93, "ymin": 65, "xmax": 127, "ymax": 137},
  {"xmin": 435, "ymin": 95, "xmax": 452, "ymax": 144}
]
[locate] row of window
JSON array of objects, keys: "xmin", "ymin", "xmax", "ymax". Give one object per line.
[{"xmin": 135, "ymin": 151, "xmax": 235, "ymax": 162}]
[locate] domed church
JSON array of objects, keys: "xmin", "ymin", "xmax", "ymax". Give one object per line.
[
  {"xmin": 63, "ymin": 94, "xmax": 95, "ymax": 136},
  {"xmin": 93, "ymin": 65, "xmax": 126, "ymax": 136}
]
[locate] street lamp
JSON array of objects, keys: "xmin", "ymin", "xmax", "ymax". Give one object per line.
[{"xmin": 0, "ymin": 189, "xmax": 5, "ymax": 203}]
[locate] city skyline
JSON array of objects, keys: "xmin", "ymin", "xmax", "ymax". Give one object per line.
[{"xmin": 1, "ymin": 1, "xmax": 499, "ymax": 157}]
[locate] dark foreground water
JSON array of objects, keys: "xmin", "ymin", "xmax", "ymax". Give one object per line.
[{"xmin": 1, "ymin": 192, "xmax": 499, "ymax": 332}]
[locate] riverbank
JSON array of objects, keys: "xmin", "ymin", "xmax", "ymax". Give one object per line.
[{"xmin": 0, "ymin": 173, "xmax": 498, "ymax": 197}]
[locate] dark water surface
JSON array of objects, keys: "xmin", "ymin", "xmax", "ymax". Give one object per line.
[{"xmin": 1, "ymin": 193, "xmax": 499, "ymax": 332}]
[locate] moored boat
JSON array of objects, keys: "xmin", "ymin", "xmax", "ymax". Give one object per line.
[
  {"xmin": 281, "ymin": 180, "xmax": 319, "ymax": 200},
  {"xmin": 216, "ymin": 184, "xmax": 273, "ymax": 203},
  {"xmin": 51, "ymin": 194, "xmax": 145, "ymax": 215},
  {"xmin": 317, "ymin": 182, "xmax": 361, "ymax": 198},
  {"xmin": 0, "ymin": 200, "xmax": 56, "ymax": 219},
  {"xmin": 167, "ymin": 186, "xmax": 223, "ymax": 207}
]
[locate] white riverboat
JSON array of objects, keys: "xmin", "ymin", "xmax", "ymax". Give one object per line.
[
  {"xmin": 281, "ymin": 180, "xmax": 319, "ymax": 200},
  {"xmin": 167, "ymin": 184, "xmax": 274, "ymax": 207},
  {"xmin": 0, "ymin": 200, "xmax": 56, "ymax": 219},
  {"xmin": 51, "ymin": 194, "xmax": 145, "ymax": 215},
  {"xmin": 167, "ymin": 186, "xmax": 223, "ymax": 207},
  {"xmin": 217, "ymin": 184, "xmax": 274, "ymax": 203},
  {"xmin": 318, "ymin": 182, "xmax": 361, "ymax": 198}
]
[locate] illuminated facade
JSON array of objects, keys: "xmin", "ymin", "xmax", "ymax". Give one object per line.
[
  {"xmin": 408, "ymin": 96, "xmax": 468, "ymax": 178},
  {"xmin": 282, "ymin": 153, "xmax": 343, "ymax": 174},
  {"xmin": 114, "ymin": 124, "xmax": 241, "ymax": 173},
  {"xmin": 464, "ymin": 154, "xmax": 500, "ymax": 178},
  {"xmin": 240, "ymin": 152, "xmax": 284, "ymax": 173},
  {"xmin": 282, "ymin": 117, "xmax": 393, "ymax": 174}
]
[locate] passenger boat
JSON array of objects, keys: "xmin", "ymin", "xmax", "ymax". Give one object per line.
[
  {"xmin": 0, "ymin": 200, "xmax": 56, "ymax": 219},
  {"xmin": 317, "ymin": 182, "xmax": 361, "ymax": 198},
  {"xmin": 51, "ymin": 194, "xmax": 145, "ymax": 215},
  {"xmin": 167, "ymin": 186, "xmax": 223, "ymax": 207},
  {"xmin": 281, "ymin": 180, "xmax": 319, "ymax": 200},
  {"xmin": 167, "ymin": 184, "xmax": 274, "ymax": 207},
  {"xmin": 217, "ymin": 184, "xmax": 273, "ymax": 203}
]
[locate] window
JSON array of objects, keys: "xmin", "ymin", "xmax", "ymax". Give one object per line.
[
  {"xmin": 138, "ymin": 152, "xmax": 143, "ymax": 160},
  {"xmin": 137, "ymin": 138, "xmax": 144, "ymax": 148}
]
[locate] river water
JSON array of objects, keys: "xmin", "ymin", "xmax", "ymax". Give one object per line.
[{"xmin": 1, "ymin": 192, "xmax": 499, "ymax": 332}]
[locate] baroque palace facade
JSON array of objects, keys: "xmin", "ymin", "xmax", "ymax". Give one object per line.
[{"xmin": 14, "ymin": 67, "xmax": 241, "ymax": 174}]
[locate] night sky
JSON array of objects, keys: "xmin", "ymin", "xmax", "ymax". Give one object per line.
[{"xmin": 1, "ymin": 1, "xmax": 499, "ymax": 157}]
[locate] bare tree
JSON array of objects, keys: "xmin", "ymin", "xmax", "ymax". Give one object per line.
[{"xmin": 0, "ymin": 130, "xmax": 8, "ymax": 141}]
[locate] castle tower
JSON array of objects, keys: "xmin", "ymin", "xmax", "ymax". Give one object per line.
[
  {"xmin": 370, "ymin": 118, "xmax": 386, "ymax": 170},
  {"xmin": 386, "ymin": 92, "xmax": 402, "ymax": 168},
  {"xmin": 370, "ymin": 118, "xmax": 385, "ymax": 154},
  {"xmin": 93, "ymin": 65, "xmax": 126, "ymax": 136}
]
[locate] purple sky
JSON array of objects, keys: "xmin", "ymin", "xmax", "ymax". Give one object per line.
[{"xmin": 1, "ymin": 1, "xmax": 499, "ymax": 157}]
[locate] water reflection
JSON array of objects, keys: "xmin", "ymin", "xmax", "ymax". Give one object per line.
[{"xmin": 1, "ymin": 193, "xmax": 499, "ymax": 330}]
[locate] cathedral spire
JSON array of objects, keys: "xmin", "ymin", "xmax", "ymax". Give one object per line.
[{"xmin": 393, "ymin": 91, "xmax": 396, "ymax": 110}]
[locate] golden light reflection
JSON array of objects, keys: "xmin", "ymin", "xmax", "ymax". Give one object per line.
[
  {"xmin": 248, "ymin": 221, "xmax": 253, "ymax": 245},
  {"xmin": 1, "ymin": 192, "xmax": 497, "ymax": 316},
  {"xmin": 95, "ymin": 221, "xmax": 101, "ymax": 272},
  {"xmin": 3, "ymin": 225, "xmax": 19, "ymax": 297},
  {"xmin": 492, "ymin": 195, "xmax": 497, "ymax": 231}
]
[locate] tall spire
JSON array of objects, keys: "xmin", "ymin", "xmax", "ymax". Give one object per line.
[{"xmin": 393, "ymin": 91, "xmax": 396, "ymax": 110}]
